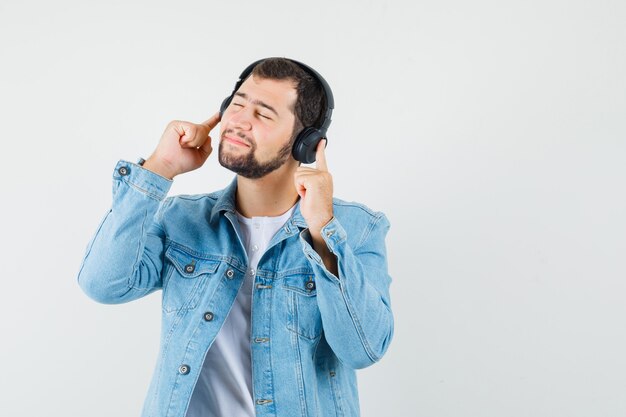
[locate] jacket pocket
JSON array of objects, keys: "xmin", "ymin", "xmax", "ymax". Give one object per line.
[
  {"xmin": 162, "ymin": 244, "xmax": 220, "ymax": 313},
  {"xmin": 283, "ymin": 273, "xmax": 322, "ymax": 340}
]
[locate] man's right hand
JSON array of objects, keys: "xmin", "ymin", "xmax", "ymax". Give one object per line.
[{"xmin": 142, "ymin": 112, "xmax": 221, "ymax": 180}]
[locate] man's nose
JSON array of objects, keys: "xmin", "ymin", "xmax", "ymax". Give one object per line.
[{"xmin": 229, "ymin": 107, "xmax": 253, "ymax": 130}]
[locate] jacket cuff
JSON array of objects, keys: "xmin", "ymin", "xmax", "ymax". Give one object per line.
[
  {"xmin": 113, "ymin": 159, "xmax": 173, "ymax": 201},
  {"xmin": 299, "ymin": 217, "xmax": 346, "ymax": 272},
  {"xmin": 318, "ymin": 216, "xmax": 347, "ymax": 252}
]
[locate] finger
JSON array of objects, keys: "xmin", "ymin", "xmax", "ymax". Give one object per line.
[
  {"xmin": 179, "ymin": 123, "xmax": 202, "ymax": 146},
  {"xmin": 293, "ymin": 171, "xmax": 308, "ymax": 198},
  {"xmin": 315, "ymin": 139, "xmax": 328, "ymax": 172},
  {"xmin": 198, "ymin": 134, "xmax": 213, "ymax": 158},
  {"xmin": 177, "ymin": 123, "xmax": 196, "ymax": 143},
  {"xmin": 199, "ymin": 112, "xmax": 221, "ymax": 132},
  {"xmin": 294, "ymin": 166, "xmax": 317, "ymax": 174},
  {"xmin": 293, "ymin": 170, "xmax": 319, "ymax": 183},
  {"xmin": 183, "ymin": 112, "xmax": 219, "ymax": 147}
]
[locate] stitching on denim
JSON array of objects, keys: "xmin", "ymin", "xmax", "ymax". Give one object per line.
[
  {"xmin": 174, "ymin": 193, "xmax": 213, "ymax": 201},
  {"xmin": 286, "ymin": 291, "xmax": 321, "ymax": 341},
  {"xmin": 291, "ymin": 316, "xmax": 308, "ymax": 417},
  {"xmin": 77, "ymin": 208, "xmax": 112, "ymax": 283},
  {"xmin": 167, "ymin": 241, "xmax": 247, "ymax": 273},
  {"xmin": 331, "ymin": 199, "xmax": 378, "ymax": 216},
  {"xmin": 152, "ymin": 292, "xmax": 186, "ymax": 416},
  {"xmin": 165, "ymin": 337, "xmax": 194, "ymax": 417},
  {"xmin": 156, "ymin": 197, "xmax": 174, "ymax": 225},
  {"xmin": 161, "ymin": 267, "xmax": 175, "ymax": 313},
  {"xmin": 266, "ymin": 280, "xmax": 276, "ymax": 414},
  {"xmin": 179, "ymin": 313, "xmax": 212, "ymax": 415},
  {"xmin": 127, "ymin": 207, "xmax": 148, "ymax": 291},
  {"xmin": 339, "ymin": 281, "xmax": 380, "ymax": 364},
  {"xmin": 162, "ymin": 268, "xmax": 209, "ymax": 314},
  {"xmin": 355, "ymin": 212, "xmax": 385, "ymax": 250},
  {"xmin": 165, "ymin": 247, "xmax": 220, "ymax": 278},
  {"xmin": 125, "ymin": 178, "xmax": 166, "ymax": 201},
  {"xmin": 328, "ymin": 366, "xmax": 345, "ymax": 417}
]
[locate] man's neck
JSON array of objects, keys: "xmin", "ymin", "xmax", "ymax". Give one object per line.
[{"xmin": 235, "ymin": 165, "xmax": 300, "ymax": 218}]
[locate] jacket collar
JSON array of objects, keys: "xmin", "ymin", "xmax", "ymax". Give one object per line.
[{"xmin": 209, "ymin": 176, "xmax": 308, "ymax": 229}]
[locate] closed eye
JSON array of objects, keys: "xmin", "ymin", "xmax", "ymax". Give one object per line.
[{"xmin": 231, "ymin": 101, "xmax": 272, "ymax": 120}]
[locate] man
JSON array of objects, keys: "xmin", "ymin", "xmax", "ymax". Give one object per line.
[{"xmin": 77, "ymin": 57, "xmax": 393, "ymax": 417}]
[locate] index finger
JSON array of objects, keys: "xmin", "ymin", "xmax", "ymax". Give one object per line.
[
  {"xmin": 315, "ymin": 139, "xmax": 328, "ymax": 172},
  {"xmin": 199, "ymin": 111, "xmax": 221, "ymax": 132}
]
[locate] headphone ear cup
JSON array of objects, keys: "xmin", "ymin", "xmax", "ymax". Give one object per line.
[
  {"xmin": 220, "ymin": 96, "xmax": 232, "ymax": 118},
  {"xmin": 293, "ymin": 127, "xmax": 323, "ymax": 164}
]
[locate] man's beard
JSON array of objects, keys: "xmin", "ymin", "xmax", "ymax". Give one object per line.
[{"xmin": 218, "ymin": 129, "xmax": 294, "ymax": 179}]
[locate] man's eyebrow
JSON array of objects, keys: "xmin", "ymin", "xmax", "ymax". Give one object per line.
[{"xmin": 234, "ymin": 92, "xmax": 280, "ymax": 117}]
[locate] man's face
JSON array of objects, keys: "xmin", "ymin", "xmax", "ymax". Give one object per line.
[{"xmin": 218, "ymin": 75, "xmax": 299, "ymax": 179}]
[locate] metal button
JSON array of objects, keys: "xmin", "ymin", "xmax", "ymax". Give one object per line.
[
  {"xmin": 184, "ymin": 263, "xmax": 195, "ymax": 273},
  {"xmin": 249, "ymin": 268, "xmax": 256, "ymax": 276},
  {"xmin": 203, "ymin": 312, "xmax": 214, "ymax": 321},
  {"xmin": 179, "ymin": 364, "xmax": 190, "ymax": 375},
  {"xmin": 326, "ymin": 230, "xmax": 334, "ymax": 237},
  {"xmin": 226, "ymin": 269, "xmax": 234, "ymax": 279},
  {"xmin": 305, "ymin": 281, "xmax": 316, "ymax": 291},
  {"xmin": 118, "ymin": 166, "xmax": 129, "ymax": 176}
]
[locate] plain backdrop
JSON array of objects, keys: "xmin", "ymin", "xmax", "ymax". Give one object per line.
[{"xmin": 1, "ymin": 0, "xmax": 625, "ymax": 416}]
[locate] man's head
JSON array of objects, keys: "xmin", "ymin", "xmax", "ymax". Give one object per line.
[{"xmin": 218, "ymin": 58, "xmax": 327, "ymax": 179}]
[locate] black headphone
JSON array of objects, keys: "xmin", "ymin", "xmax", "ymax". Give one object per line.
[{"xmin": 220, "ymin": 57, "xmax": 334, "ymax": 164}]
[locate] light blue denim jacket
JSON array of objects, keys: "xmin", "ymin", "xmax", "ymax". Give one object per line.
[{"xmin": 77, "ymin": 159, "xmax": 394, "ymax": 417}]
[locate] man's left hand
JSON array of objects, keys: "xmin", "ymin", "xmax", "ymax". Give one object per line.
[{"xmin": 294, "ymin": 139, "xmax": 334, "ymax": 238}]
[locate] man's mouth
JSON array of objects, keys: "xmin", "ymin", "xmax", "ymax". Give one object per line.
[{"xmin": 223, "ymin": 134, "xmax": 251, "ymax": 148}]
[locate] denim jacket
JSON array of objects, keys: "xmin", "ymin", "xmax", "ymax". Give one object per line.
[{"xmin": 77, "ymin": 159, "xmax": 394, "ymax": 417}]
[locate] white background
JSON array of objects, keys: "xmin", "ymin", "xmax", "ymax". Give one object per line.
[{"xmin": 1, "ymin": 0, "xmax": 625, "ymax": 416}]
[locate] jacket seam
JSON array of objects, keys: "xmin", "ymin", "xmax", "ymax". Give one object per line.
[
  {"xmin": 123, "ymin": 178, "xmax": 167, "ymax": 201},
  {"xmin": 339, "ymin": 281, "xmax": 380, "ymax": 364},
  {"xmin": 355, "ymin": 212, "xmax": 385, "ymax": 251}
]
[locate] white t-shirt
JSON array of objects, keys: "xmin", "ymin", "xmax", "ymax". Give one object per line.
[{"xmin": 185, "ymin": 204, "xmax": 296, "ymax": 417}]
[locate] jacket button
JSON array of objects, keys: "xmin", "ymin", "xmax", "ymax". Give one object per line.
[
  {"xmin": 184, "ymin": 263, "xmax": 195, "ymax": 273},
  {"xmin": 203, "ymin": 311, "xmax": 214, "ymax": 321},
  {"xmin": 325, "ymin": 229, "xmax": 334, "ymax": 237},
  {"xmin": 118, "ymin": 166, "xmax": 129, "ymax": 176},
  {"xmin": 226, "ymin": 269, "xmax": 234, "ymax": 279},
  {"xmin": 179, "ymin": 364, "xmax": 190, "ymax": 375},
  {"xmin": 305, "ymin": 281, "xmax": 316, "ymax": 291}
]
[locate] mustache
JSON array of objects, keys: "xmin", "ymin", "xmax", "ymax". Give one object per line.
[{"xmin": 222, "ymin": 129, "xmax": 254, "ymax": 147}]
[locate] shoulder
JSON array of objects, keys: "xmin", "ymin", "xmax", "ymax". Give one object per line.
[
  {"xmin": 332, "ymin": 197, "xmax": 385, "ymax": 218},
  {"xmin": 157, "ymin": 188, "xmax": 225, "ymax": 220},
  {"xmin": 331, "ymin": 197, "xmax": 391, "ymax": 245},
  {"xmin": 162, "ymin": 192, "xmax": 217, "ymax": 208}
]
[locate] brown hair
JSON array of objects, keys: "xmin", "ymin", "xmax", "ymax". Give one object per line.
[{"xmin": 250, "ymin": 58, "xmax": 326, "ymax": 138}]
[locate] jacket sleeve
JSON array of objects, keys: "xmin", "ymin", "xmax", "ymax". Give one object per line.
[
  {"xmin": 299, "ymin": 212, "xmax": 394, "ymax": 369},
  {"xmin": 77, "ymin": 160, "xmax": 173, "ymax": 304}
]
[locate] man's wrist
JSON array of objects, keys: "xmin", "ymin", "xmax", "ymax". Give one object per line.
[
  {"xmin": 307, "ymin": 215, "xmax": 334, "ymax": 238},
  {"xmin": 142, "ymin": 157, "xmax": 177, "ymax": 180}
]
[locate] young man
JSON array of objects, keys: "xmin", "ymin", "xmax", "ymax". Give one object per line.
[{"xmin": 77, "ymin": 58, "xmax": 393, "ymax": 417}]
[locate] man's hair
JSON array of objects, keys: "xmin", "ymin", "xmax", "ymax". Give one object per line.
[{"xmin": 250, "ymin": 58, "xmax": 326, "ymax": 139}]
